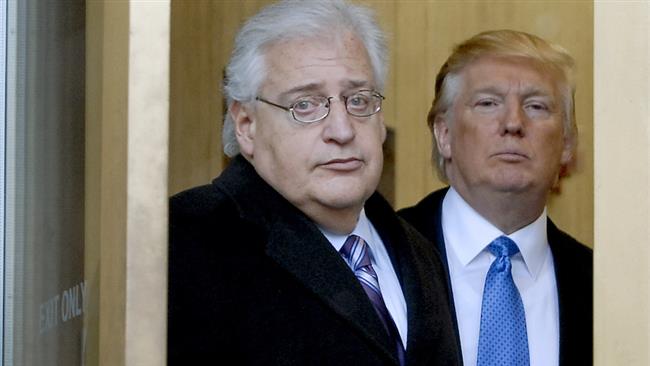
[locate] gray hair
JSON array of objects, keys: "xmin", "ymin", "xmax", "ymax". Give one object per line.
[
  {"xmin": 428, "ymin": 29, "xmax": 577, "ymax": 182},
  {"xmin": 222, "ymin": 0, "xmax": 388, "ymax": 157}
]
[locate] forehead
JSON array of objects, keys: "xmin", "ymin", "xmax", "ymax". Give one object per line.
[
  {"xmin": 261, "ymin": 33, "xmax": 375, "ymax": 95},
  {"xmin": 458, "ymin": 55, "xmax": 561, "ymax": 96}
]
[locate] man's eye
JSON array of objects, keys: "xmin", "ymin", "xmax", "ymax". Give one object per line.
[
  {"xmin": 347, "ymin": 95, "xmax": 371, "ymax": 113},
  {"xmin": 293, "ymin": 99, "xmax": 318, "ymax": 111},
  {"xmin": 525, "ymin": 102, "xmax": 552, "ymax": 119},
  {"xmin": 349, "ymin": 95, "xmax": 369, "ymax": 106},
  {"xmin": 476, "ymin": 99, "xmax": 498, "ymax": 107},
  {"xmin": 526, "ymin": 103, "xmax": 548, "ymax": 111}
]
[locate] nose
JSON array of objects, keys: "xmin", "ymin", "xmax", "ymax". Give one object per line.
[
  {"xmin": 322, "ymin": 98, "xmax": 355, "ymax": 144},
  {"xmin": 500, "ymin": 100, "xmax": 525, "ymax": 137}
]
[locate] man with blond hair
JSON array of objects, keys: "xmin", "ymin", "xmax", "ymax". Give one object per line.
[{"xmin": 399, "ymin": 30, "xmax": 592, "ymax": 366}]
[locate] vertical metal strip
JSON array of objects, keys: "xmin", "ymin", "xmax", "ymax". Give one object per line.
[
  {"xmin": 0, "ymin": 0, "xmax": 6, "ymax": 360},
  {"xmin": 4, "ymin": 0, "xmax": 23, "ymax": 364}
]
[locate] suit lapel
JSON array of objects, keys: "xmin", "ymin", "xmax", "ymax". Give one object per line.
[
  {"xmin": 388, "ymin": 232, "xmax": 439, "ymax": 366},
  {"xmin": 265, "ymin": 217, "xmax": 397, "ymax": 362}
]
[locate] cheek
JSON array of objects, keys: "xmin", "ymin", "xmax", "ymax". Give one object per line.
[
  {"xmin": 271, "ymin": 130, "xmax": 320, "ymax": 169},
  {"xmin": 255, "ymin": 126, "xmax": 305, "ymax": 171},
  {"xmin": 363, "ymin": 124, "xmax": 388, "ymax": 159},
  {"xmin": 452, "ymin": 123, "xmax": 484, "ymax": 153},
  {"xmin": 258, "ymin": 121, "xmax": 305, "ymax": 154},
  {"xmin": 539, "ymin": 126, "xmax": 566, "ymax": 157}
]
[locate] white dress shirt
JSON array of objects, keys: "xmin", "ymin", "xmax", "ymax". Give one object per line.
[
  {"xmin": 442, "ymin": 187, "xmax": 559, "ymax": 366},
  {"xmin": 319, "ymin": 209, "xmax": 408, "ymax": 348}
]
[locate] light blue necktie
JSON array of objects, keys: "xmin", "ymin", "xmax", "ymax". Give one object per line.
[{"xmin": 477, "ymin": 236, "xmax": 530, "ymax": 366}]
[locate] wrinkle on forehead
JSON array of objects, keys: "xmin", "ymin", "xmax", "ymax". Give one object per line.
[
  {"xmin": 461, "ymin": 56, "xmax": 560, "ymax": 99},
  {"xmin": 261, "ymin": 32, "xmax": 375, "ymax": 98},
  {"xmin": 470, "ymin": 84, "xmax": 554, "ymax": 99}
]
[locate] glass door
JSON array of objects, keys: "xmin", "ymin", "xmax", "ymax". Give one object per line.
[{"xmin": 3, "ymin": 1, "xmax": 86, "ymax": 365}]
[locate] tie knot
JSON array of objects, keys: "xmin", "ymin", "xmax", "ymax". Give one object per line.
[
  {"xmin": 487, "ymin": 235, "xmax": 520, "ymax": 258},
  {"xmin": 340, "ymin": 235, "xmax": 372, "ymax": 271}
]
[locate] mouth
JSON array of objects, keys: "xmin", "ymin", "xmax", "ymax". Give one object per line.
[
  {"xmin": 491, "ymin": 151, "xmax": 529, "ymax": 162},
  {"xmin": 319, "ymin": 158, "xmax": 364, "ymax": 171}
]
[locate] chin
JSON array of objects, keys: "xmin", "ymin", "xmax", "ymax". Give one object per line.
[
  {"xmin": 488, "ymin": 170, "xmax": 533, "ymax": 190},
  {"xmin": 492, "ymin": 176, "xmax": 542, "ymax": 194},
  {"xmin": 317, "ymin": 187, "xmax": 372, "ymax": 210}
]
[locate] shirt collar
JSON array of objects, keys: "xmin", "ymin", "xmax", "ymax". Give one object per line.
[
  {"xmin": 442, "ymin": 187, "xmax": 549, "ymax": 279},
  {"xmin": 319, "ymin": 208, "xmax": 374, "ymax": 253}
]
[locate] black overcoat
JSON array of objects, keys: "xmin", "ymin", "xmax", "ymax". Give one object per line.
[{"xmin": 168, "ymin": 157, "xmax": 460, "ymax": 365}]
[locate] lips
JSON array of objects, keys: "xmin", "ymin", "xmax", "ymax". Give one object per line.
[
  {"xmin": 319, "ymin": 157, "xmax": 363, "ymax": 171},
  {"xmin": 492, "ymin": 150, "xmax": 529, "ymax": 162}
]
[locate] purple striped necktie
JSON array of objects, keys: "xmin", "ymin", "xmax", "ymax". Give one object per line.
[{"xmin": 340, "ymin": 234, "xmax": 405, "ymax": 366}]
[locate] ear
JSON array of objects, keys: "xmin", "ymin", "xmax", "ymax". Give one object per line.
[
  {"xmin": 560, "ymin": 134, "xmax": 576, "ymax": 169},
  {"xmin": 550, "ymin": 134, "xmax": 577, "ymax": 194},
  {"xmin": 433, "ymin": 113, "xmax": 452, "ymax": 159},
  {"xmin": 232, "ymin": 101, "xmax": 256, "ymax": 158}
]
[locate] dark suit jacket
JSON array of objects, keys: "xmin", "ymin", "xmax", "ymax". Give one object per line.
[
  {"xmin": 168, "ymin": 156, "xmax": 460, "ymax": 365},
  {"xmin": 398, "ymin": 187, "xmax": 593, "ymax": 366}
]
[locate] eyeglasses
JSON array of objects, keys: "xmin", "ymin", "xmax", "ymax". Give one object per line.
[{"xmin": 255, "ymin": 89, "xmax": 385, "ymax": 124}]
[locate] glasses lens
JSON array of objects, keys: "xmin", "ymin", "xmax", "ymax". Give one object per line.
[
  {"xmin": 345, "ymin": 91, "xmax": 382, "ymax": 117},
  {"xmin": 291, "ymin": 96, "xmax": 329, "ymax": 123}
]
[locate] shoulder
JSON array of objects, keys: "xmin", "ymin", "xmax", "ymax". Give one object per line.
[
  {"xmin": 397, "ymin": 188, "xmax": 448, "ymax": 227},
  {"xmin": 547, "ymin": 219, "xmax": 592, "ymax": 275},
  {"xmin": 170, "ymin": 183, "xmax": 242, "ymax": 235},
  {"xmin": 396, "ymin": 215, "xmax": 432, "ymax": 251},
  {"xmin": 548, "ymin": 220, "xmax": 592, "ymax": 258},
  {"xmin": 366, "ymin": 192, "xmax": 429, "ymax": 251},
  {"xmin": 170, "ymin": 183, "xmax": 229, "ymax": 219},
  {"xmin": 366, "ymin": 193, "xmax": 448, "ymax": 280},
  {"xmin": 169, "ymin": 183, "xmax": 247, "ymax": 249},
  {"xmin": 396, "ymin": 188, "xmax": 449, "ymax": 245}
]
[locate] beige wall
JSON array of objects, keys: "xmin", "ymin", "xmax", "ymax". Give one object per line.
[
  {"xmin": 594, "ymin": 2, "xmax": 650, "ymax": 365},
  {"xmin": 169, "ymin": 1, "xmax": 273, "ymax": 194},
  {"xmin": 169, "ymin": 0, "xmax": 594, "ymax": 247}
]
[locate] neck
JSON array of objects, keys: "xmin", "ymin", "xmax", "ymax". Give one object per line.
[
  {"xmin": 453, "ymin": 185, "xmax": 547, "ymax": 234},
  {"xmin": 302, "ymin": 204, "xmax": 362, "ymax": 235}
]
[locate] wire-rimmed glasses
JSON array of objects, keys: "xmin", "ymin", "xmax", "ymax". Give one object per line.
[{"xmin": 255, "ymin": 89, "xmax": 385, "ymax": 124}]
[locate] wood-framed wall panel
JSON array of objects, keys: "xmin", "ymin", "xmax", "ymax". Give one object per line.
[{"xmin": 85, "ymin": 1, "xmax": 170, "ymax": 365}]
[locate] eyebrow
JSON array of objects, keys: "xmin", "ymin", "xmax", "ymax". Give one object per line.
[
  {"xmin": 277, "ymin": 79, "xmax": 373, "ymax": 101},
  {"xmin": 340, "ymin": 79, "xmax": 371, "ymax": 90},
  {"xmin": 470, "ymin": 85, "xmax": 554, "ymax": 99},
  {"xmin": 520, "ymin": 87, "xmax": 554, "ymax": 100},
  {"xmin": 278, "ymin": 83, "xmax": 325, "ymax": 100}
]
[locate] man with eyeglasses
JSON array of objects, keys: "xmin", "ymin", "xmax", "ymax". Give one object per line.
[{"xmin": 167, "ymin": 1, "xmax": 459, "ymax": 365}]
